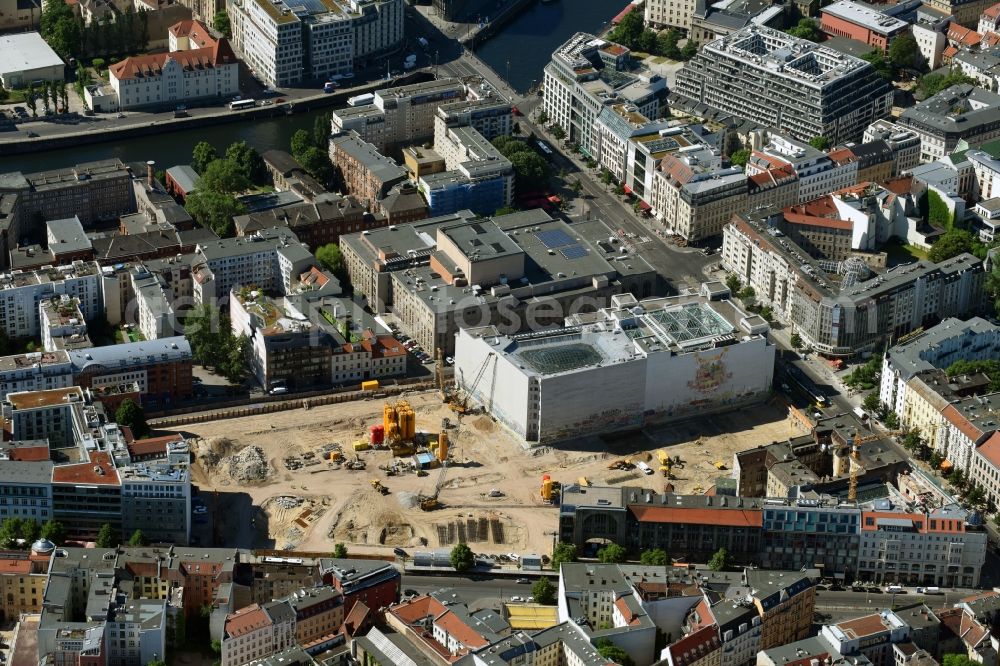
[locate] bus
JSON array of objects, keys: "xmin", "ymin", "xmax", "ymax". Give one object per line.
[
  {"xmin": 229, "ymin": 99, "xmax": 255, "ymax": 111},
  {"xmin": 535, "ymin": 139, "xmax": 554, "ymax": 159}
]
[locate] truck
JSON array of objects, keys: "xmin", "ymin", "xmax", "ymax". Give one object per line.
[
  {"xmin": 853, "ymin": 406, "xmax": 869, "ymax": 421},
  {"xmin": 323, "ymin": 81, "xmax": 338, "ymax": 93},
  {"xmin": 637, "ymin": 461, "xmax": 654, "ymax": 475},
  {"xmin": 347, "ymin": 93, "xmax": 375, "ymax": 107},
  {"xmin": 417, "ymin": 36, "xmax": 429, "ymax": 49}
]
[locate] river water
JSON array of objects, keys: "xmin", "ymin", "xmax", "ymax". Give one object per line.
[{"xmin": 4, "ymin": 0, "xmax": 623, "ymax": 173}]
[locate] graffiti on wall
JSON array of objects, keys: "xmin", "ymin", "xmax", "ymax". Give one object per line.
[{"xmin": 688, "ymin": 349, "xmax": 732, "ymax": 394}]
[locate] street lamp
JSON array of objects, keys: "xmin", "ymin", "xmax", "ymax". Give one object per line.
[{"xmin": 506, "ymin": 60, "xmax": 510, "ymax": 87}]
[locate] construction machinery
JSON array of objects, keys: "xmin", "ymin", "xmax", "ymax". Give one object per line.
[
  {"xmin": 848, "ymin": 434, "xmax": 861, "ymax": 501},
  {"xmin": 382, "ymin": 400, "xmax": 417, "ymax": 456},
  {"xmin": 449, "ymin": 352, "xmax": 497, "ymax": 414},
  {"xmin": 370, "ymin": 479, "xmax": 388, "ymax": 495},
  {"xmin": 607, "ymin": 459, "xmax": 635, "ymax": 471},
  {"xmin": 344, "ymin": 456, "xmax": 366, "ymax": 471},
  {"xmin": 713, "ymin": 460, "xmax": 727, "ymax": 470},
  {"xmin": 418, "ymin": 495, "xmax": 440, "ymax": 511}
]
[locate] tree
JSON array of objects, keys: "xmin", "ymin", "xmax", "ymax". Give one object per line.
[
  {"xmin": 598, "ymin": 543, "xmax": 627, "ymax": 563},
  {"xmin": 96, "ymin": 523, "xmax": 119, "ymax": 548},
  {"xmin": 115, "ymin": 398, "xmax": 149, "ymax": 438},
  {"xmin": 845, "ymin": 354, "xmax": 882, "ymax": 390},
  {"xmin": 787, "ymin": 18, "xmax": 823, "ymax": 42},
  {"xmin": 808, "ymin": 136, "xmax": 830, "ymax": 151},
  {"xmin": 600, "ymin": 168, "xmax": 614, "ymax": 189},
  {"xmin": 640, "ymin": 548, "xmax": 668, "ymax": 565},
  {"xmin": 41, "ymin": 520, "xmax": 68, "ymax": 545},
  {"xmin": 790, "ymin": 332, "xmax": 803, "ymax": 350},
  {"xmin": 680, "ymin": 40, "xmax": 699, "ymax": 60},
  {"xmin": 610, "ymin": 9, "xmax": 644, "ymax": 49},
  {"xmin": 26, "ymin": 81, "xmax": 37, "ymax": 118},
  {"xmin": 128, "ymin": 529, "xmax": 148, "ymax": 547},
  {"xmin": 537, "ymin": 109, "xmax": 549, "ymax": 124},
  {"xmin": 595, "ymin": 638, "xmax": 635, "ymax": 666},
  {"xmin": 638, "ymin": 29, "xmax": 658, "ymax": 54},
  {"xmin": 0, "ymin": 518, "xmax": 24, "ymax": 547},
  {"xmin": 200, "ymin": 159, "xmax": 251, "ymax": 194},
  {"xmin": 508, "ymin": 151, "xmax": 551, "ymax": 188},
  {"xmin": 986, "ymin": 263, "xmax": 1000, "ymax": 316},
  {"xmin": 315, "ymin": 243, "xmax": 343, "ymax": 274},
  {"xmin": 214, "ymin": 9, "xmax": 231, "ymax": 38},
  {"xmin": 333, "ymin": 543, "xmax": 348, "ymax": 558},
  {"xmin": 551, "ymin": 124, "xmax": 566, "ymax": 141},
  {"xmin": 147, "ymin": 660, "xmax": 166, "ymax": 666},
  {"xmin": 551, "ymin": 542, "xmax": 577, "ymax": 569},
  {"xmin": 41, "ymin": 81, "xmax": 50, "ymax": 114},
  {"xmin": 884, "ymin": 411, "xmax": 899, "ymax": 429},
  {"xmin": 495, "ymin": 205, "xmax": 518, "ymax": 216},
  {"xmin": 708, "ymin": 547, "xmax": 732, "ymax": 571},
  {"xmin": 861, "ymin": 49, "xmax": 893, "ymax": 81},
  {"xmin": 91, "ymin": 57, "xmax": 106, "ymax": 71},
  {"xmin": 450, "ymin": 543, "xmax": 475, "ymax": 571},
  {"xmin": 225, "ymin": 141, "xmax": 266, "ymax": 184},
  {"xmin": 725, "ymin": 274, "xmax": 742, "ymax": 293},
  {"xmin": 929, "ymin": 228, "xmax": 974, "ymax": 263},
  {"xmin": 945, "ymin": 359, "xmax": 1000, "ymax": 393},
  {"xmin": 193, "ymin": 141, "xmax": 219, "ymax": 174},
  {"xmin": 862, "ymin": 391, "xmax": 882, "ymax": 414},
  {"xmin": 221, "ymin": 334, "xmax": 250, "ymax": 384},
  {"xmin": 658, "ymin": 29, "xmax": 681, "ymax": 60},
  {"xmin": 532, "ymin": 577, "xmax": 557, "ymax": 605},
  {"xmin": 569, "ymin": 179, "xmax": 583, "ymax": 197},
  {"xmin": 729, "ymin": 148, "xmax": 750, "ymax": 167},
  {"xmin": 888, "ymin": 34, "xmax": 920, "ymax": 71},
  {"xmin": 185, "ymin": 190, "xmax": 247, "ymax": 237},
  {"xmin": 313, "ymin": 111, "xmax": 333, "ymax": 149},
  {"xmin": 185, "ymin": 304, "xmax": 228, "ymax": 369},
  {"xmin": 40, "ymin": 0, "xmax": 81, "ymax": 58},
  {"xmin": 20, "ymin": 520, "xmax": 40, "ymax": 544},
  {"xmin": 738, "ymin": 286, "xmax": 756, "ymax": 309},
  {"xmin": 291, "ymin": 129, "xmax": 314, "ymax": 158},
  {"xmin": 211, "ymin": 639, "xmax": 222, "ymax": 655},
  {"xmin": 298, "ymin": 146, "xmax": 334, "ymax": 184},
  {"xmin": 60, "ymin": 81, "xmax": 69, "ymax": 112},
  {"xmin": 917, "ymin": 72, "xmax": 977, "ymax": 98}
]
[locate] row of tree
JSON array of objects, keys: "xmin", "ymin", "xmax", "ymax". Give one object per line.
[
  {"xmin": 41, "ymin": 0, "xmax": 150, "ymax": 60},
  {"xmin": 291, "ymin": 113, "xmax": 337, "ymax": 185},
  {"xmin": 0, "ymin": 518, "xmax": 150, "ymax": 549},
  {"xmin": 22, "ymin": 80, "xmax": 70, "ymax": 118},
  {"xmin": 491, "ymin": 136, "xmax": 551, "ymax": 191}
]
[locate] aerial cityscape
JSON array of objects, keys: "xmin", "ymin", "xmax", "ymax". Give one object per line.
[{"xmin": 2, "ymin": 0, "xmax": 1000, "ymax": 664}]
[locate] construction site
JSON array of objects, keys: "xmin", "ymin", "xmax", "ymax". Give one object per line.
[{"xmin": 181, "ymin": 354, "xmax": 800, "ymax": 556}]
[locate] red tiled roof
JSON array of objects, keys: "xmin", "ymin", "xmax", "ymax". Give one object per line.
[
  {"xmin": 977, "ymin": 432, "xmax": 1000, "ymax": 468},
  {"xmin": 225, "ymin": 604, "xmax": 272, "ymax": 638},
  {"xmin": 748, "ymin": 164, "xmax": 796, "ymax": 188},
  {"xmin": 612, "ymin": 2, "xmax": 638, "ymax": 24},
  {"xmin": 948, "ymin": 25, "xmax": 982, "ymax": 46},
  {"xmin": 882, "ymin": 176, "xmax": 912, "ymax": 195},
  {"xmin": 390, "ymin": 595, "xmax": 447, "ymax": 624},
  {"xmin": 943, "ymin": 404, "xmax": 985, "ymax": 442},
  {"xmin": 127, "ymin": 434, "xmax": 182, "ymax": 458},
  {"xmin": 51, "ymin": 451, "xmax": 119, "ymax": 486},
  {"xmin": 828, "ymin": 148, "xmax": 857, "ymax": 165},
  {"xmin": 169, "ymin": 18, "xmax": 219, "ymax": 49},
  {"xmin": 0, "ymin": 558, "xmax": 33, "ymax": 574},
  {"xmin": 668, "ymin": 625, "xmax": 721, "ymax": 666},
  {"xmin": 435, "ymin": 610, "xmax": 490, "ymax": 648},
  {"xmin": 110, "ymin": 39, "xmax": 237, "ymax": 81},
  {"xmin": 939, "ymin": 608, "xmax": 989, "ymax": 648},
  {"xmin": 783, "ymin": 212, "xmax": 853, "ymax": 230},
  {"xmin": 942, "ymin": 45, "xmax": 960, "ymax": 59},
  {"xmin": 984, "ymin": 1, "xmax": 1000, "ymax": 19},
  {"xmin": 628, "ymin": 505, "xmax": 763, "ymax": 527}
]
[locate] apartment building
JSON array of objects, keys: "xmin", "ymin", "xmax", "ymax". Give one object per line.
[
  {"xmin": 0, "ymin": 158, "xmax": 135, "ymax": 227},
  {"xmin": 543, "ymin": 33, "xmax": 667, "ymax": 159},
  {"xmin": 0, "ymin": 260, "xmax": 103, "ymax": 339},
  {"xmin": 671, "ymin": 26, "xmax": 893, "ymax": 144},
  {"xmin": 328, "ymin": 131, "xmax": 408, "ymax": 212},
  {"xmin": 70, "ymin": 336, "xmax": 194, "ymax": 407},
  {"xmin": 0, "ymin": 351, "xmax": 73, "ymax": 402},
  {"xmin": 131, "ymin": 266, "xmax": 177, "ymax": 341},
  {"xmin": 39, "ymin": 296, "xmax": 92, "ymax": 352},
  {"xmin": 331, "ymin": 78, "xmax": 467, "ymax": 153},
  {"xmin": 651, "ymin": 147, "xmax": 747, "ymax": 241},
  {"xmin": 228, "ymin": 0, "xmax": 402, "ymax": 87},
  {"xmin": 233, "ymin": 195, "xmax": 375, "ymax": 250},
  {"xmin": 863, "ymin": 119, "xmax": 922, "ymax": 175},
  {"xmin": 940, "ymin": 393, "xmax": 1000, "ymax": 474},
  {"xmin": 109, "ymin": 19, "xmax": 239, "ymax": 110},
  {"xmin": 899, "ymin": 85, "xmax": 1000, "ymax": 162},
  {"xmin": 0, "ymin": 544, "xmax": 50, "ymax": 623},
  {"xmin": 722, "ymin": 209, "xmax": 986, "ymax": 357},
  {"xmin": 879, "ymin": 317, "xmax": 1000, "ymax": 421},
  {"xmin": 433, "ymin": 98, "xmax": 513, "ymax": 145},
  {"xmin": 852, "ymin": 141, "xmax": 895, "ymax": 183},
  {"xmin": 747, "ymin": 164, "xmax": 800, "ymax": 212},
  {"xmin": 856, "ymin": 504, "xmax": 987, "ymax": 587},
  {"xmin": 0, "ymin": 450, "xmax": 53, "ymax": 523},
  {"xmin": 322, "ymin": 557, "xmax": 400, "ymax": 613},
  {"xmin": 120, "ymin": 457, "xmax": 192, "ymax": 545},
  {"xmin": 746, "ymin": 134, "xmax": 859, "ymax": 204},
  {"xmin": 644, "ymin": 0, "xmax": 698, "ymax": 32},
  {"xmin": 222, "ymin": 602, "xmax": 297, "ymax": 666},
  {"xmin": 970, "ymin": 433, "xmax": 1000, "ymax": 519},
  {"xmin": 285, "ymin": 586, "xmax": 344, "ymax": 646},
  {"xmin": 191, "ymin": 227, "xmax": 314, "ymax": 305},
  {"xmin": 592, "ymin": 104, "xmax": 674, "ymax": 186}
]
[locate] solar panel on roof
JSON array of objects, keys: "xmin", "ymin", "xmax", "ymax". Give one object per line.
[
  {"xmin": 560, "ymin": 245, "xmax": 589, "ymax": 260},
  {"xmin": 535, "ymin": 229, "xmax": 574, "ymax": 249}
]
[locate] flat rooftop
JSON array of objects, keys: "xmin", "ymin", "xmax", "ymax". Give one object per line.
[{"xmin": 6, "ymin": 386, "xmax": 83, "ymax": 410}]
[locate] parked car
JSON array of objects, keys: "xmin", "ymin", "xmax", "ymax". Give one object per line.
[
  {"xmin": 193, "ymin": 506, "xmax": 208, "ymax": 515},
  {"xmin": 516, "ymin": 577, "xmax": 530, "ymax": 584}
]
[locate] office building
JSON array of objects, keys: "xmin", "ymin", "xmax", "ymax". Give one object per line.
[
  {"xmin": 421, "ymin": 124, "xmax": 513, "ymax": 216},
  {"xmin": 70, "ymin": 336, "xmax": 194, "ymax": 407},
  {"xmin": 455, "ymin": 287, "xmax": 774, "ymax": 444},
  {"xmin": 863, "ymin": 119, "xmax": 922, "ymax": 175},
  {"xmin": 331, "ymin": 78, "xmax": 467, "ymax": 153},
  {"xmin": 120, "ymin": 456, "xmax": 192, "ymax": 545},
  {"xmin": 0, "ymin": 261, "xmax": 103, "ymax": 339},
  {"xmin": 46, "ymin": 215, "xmax": 94, "ymax": 265},
  {"xmin": 109, "ymin": 19, "xmax": 239, "ymax": 110},
  {"xmin": 228, "ymin": 0, "xmax": 403, "ymax": 87},
  {"xmin": 39, "ymin": 296, "xmax": 92, "ymax": 352},
  {"xmin": 0, "ymin": 351, "xmax": 73, "ymax": 402},
  {"xmin": 433, "ymin": 98, "xmax": 513, "ymax": 145},
  {"xmin": 592, "ymin": 104, "xmax": 676, "ymax": 187},
  {"xmin": 899, "ymin": 85, "xmax": 1000, "ymax": 162},
  {"xmin": 820, "ymin": 1, "xmax": 910, "ymax": 50},
  {"xmin": 722, "ymin": 209, "xmax": 986, "ymax": 357},
  {"xmin": 671, "ymin": 26, "xmax": 893, "ymax": 144},
  {"xmin": 0, "ymin": 159, "xmax": 134, "ymax": 227},
  {"xmin": 746, "ymin": 134, "xmax": 859, "ymax": 204},
  {"xmin": 543, "ymin": 33, "xmax": 667, "ymax": 159}
]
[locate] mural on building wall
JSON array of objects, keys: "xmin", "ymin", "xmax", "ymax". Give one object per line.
[{"xmin": 688, "ymin": 349, "xmax": 732, "ymax": 394}]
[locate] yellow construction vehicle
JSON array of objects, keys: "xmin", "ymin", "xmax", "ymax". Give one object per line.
[
  {"xmin": 713, "ymin": 460, "xmax": 727, "ymax": 470},
  {"xmin": 419, "ymin": 495, "xmax": 440, "ymax": 511},
  {"xmin": 370, "ymin": 479, "xmax": 389, "ymax": 495}
]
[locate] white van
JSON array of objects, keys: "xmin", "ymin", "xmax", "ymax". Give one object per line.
[
  {"xmin": 637, "ymin": 461, "xmax": 654, "ymax": 475},
  {"xmin": 885, "ymin": 585, "xmax": 904, "ymax": 593}
]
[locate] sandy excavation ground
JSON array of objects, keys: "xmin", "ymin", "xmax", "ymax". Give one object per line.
[{"xmin": 178, "ymin": 391, "xmax": 800, "ymax": 556}]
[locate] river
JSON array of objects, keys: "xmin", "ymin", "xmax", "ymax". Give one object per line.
[
  {"xmin": 4, "ymin": 0, "xmax": 624, "ymax": 172},
  {"xmin": 474, "ymin": 0, "xmax": 625, "ymax": 93}
]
